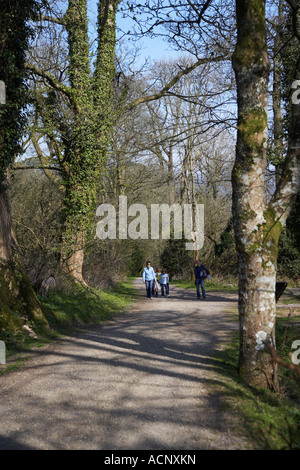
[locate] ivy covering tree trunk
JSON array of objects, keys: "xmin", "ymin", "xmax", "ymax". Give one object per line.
[
  {"xmin": 232, "ymin": 0, "xmax": 300, "ymax": 388},
  {"xmin": 61, "ymin": 0, "xmax": 94, "ymax": 283},
  {"xmin": 0, "ymin": 1, "xmax": 48, "ymax": 332},
  {"xmin": 60, "ymin": 0, "xmax": 119, "ymax": 283}
]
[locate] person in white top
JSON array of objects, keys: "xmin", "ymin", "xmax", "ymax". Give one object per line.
[{"xmin": 142, "ymin": 261, "xmax": 156, "ymax": 299}]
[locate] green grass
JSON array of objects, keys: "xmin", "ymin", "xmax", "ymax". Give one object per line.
[
  {"xmin": 172, "ymin": 277, "xmax": 238, "ymax": 291},
  {"xmin": 169, "ymin": 278, "xmax": 300, "ymax": 449},
  {"xmin": 0, "ymin": 279, "xmax": 137, "ymax": 373},
  {"xmin": 279, "ymin": 295, "xmax": 300, "ymax": 305},
  {"xmin": 212, "ymin": 315, "xmax": 300, "ymax": 449},
  {"xmin": 43, "ymin": 280, "xmax": 136, "ymax": 327},
  {"xmin": 275, "ymin": 314, "xmax": 300, "ymax": 402}
]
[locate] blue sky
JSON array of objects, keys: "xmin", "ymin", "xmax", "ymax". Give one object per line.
[
  {"xmin": 116, "ymin": 11, "xmax": 180, "ymax": 63},
  {"xmin": 87, "ymin": 0, "xmax": 180, "ymax": 65}
]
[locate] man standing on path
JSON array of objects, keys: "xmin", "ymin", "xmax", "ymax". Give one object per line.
[
  {"xmin": 142, "ymin": 261, "xmax": 156, "ymax": 299},
  {"xmin": 194, "ymin": 259, "xmax": 209, "ymax": 300}
]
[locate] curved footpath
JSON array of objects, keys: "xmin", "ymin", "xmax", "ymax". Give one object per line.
[{"xmin": 0, "ymin": 279, "xmax": 249, "ymax": 450}]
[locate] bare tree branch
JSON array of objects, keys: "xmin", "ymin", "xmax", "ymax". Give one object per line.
[
  {"xmin": 25, "ymin": 62, "xmax": 76, "ymax": 108},
  {"xmin": 31, "ymin": 131, "xmax": 65, "ymax": 190},
  {"xmin": 128, "ymin": 55, "xmax": 230, "ymax": 108},
  {"xmin": 37, "ymin": 13, "xmax": 66, "ymax": 26},
  {"xmin": 13, "ymin": 165, "xmax": 61, "ymax": 172}
]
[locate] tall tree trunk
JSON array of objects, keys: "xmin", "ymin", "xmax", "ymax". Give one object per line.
[
  {"xmin": 0, "ymin": 177, "xmax": 48, "ymax": 331},
  {"xmin": 62, "ymin": 225, "xmax": 86, "ymax": 284},
  {"xmin": 232, "ymin": 0, "xmax": 300, "ymax": 388},
  {"xmin": 232, "ymin": 0, "xmax": 276, "ymax": 388},
  {"xmin": 0, "ymin": 1, "xmax": 48, "ymax": 332},
  {"xmin": 61, "ymin": 0, "xmax": 91, "ymax": 283},
  {"xmin": 167, "ymin": 148, "xmax": 176, "ymax": 204},
  {"xmin": 0, "ymin": 180, "xmax": 13, "ymax": 265},
  {"xmin": 60, "ymin": 0, "xmax": 118, "ymax": 284}
]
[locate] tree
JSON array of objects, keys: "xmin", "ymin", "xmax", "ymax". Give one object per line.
[
  {"xmin": 160, "ymin": 237, "xmax": 193, "ymax": 279},
  {"xmin": 26, "ymin": 0, "xmax": 234, "ymax": 285},
  {"xmin": 123, "ymin": 0, "xmax": 300, "ymax": 388},
  {"xmin": 24, "ymin": 0, "xmax": 121, "ymax": 284},
  {"xmin": 0, "ymin": 0, "xmax": 48, "ymax": 333},
  {"xmin": 232, "ymin": 0, "xmax": 300, "ymax": 388},
  {"xmin": 140, "ymin": 58, "xmax": 234, "ymax": 204}
]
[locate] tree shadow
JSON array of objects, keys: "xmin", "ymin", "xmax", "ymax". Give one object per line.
[
  {"xmin": 0, "ymin": 435, "xmax": 36, "ymax": 450},
  {"xmin": 0, "ymin": 280, "xmax": 245, "ymax": 450}
]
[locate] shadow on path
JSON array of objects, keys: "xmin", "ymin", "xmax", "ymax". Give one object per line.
[{"xmin": 0, "ymin": 279, "xmax": 243, "ymax": 450}]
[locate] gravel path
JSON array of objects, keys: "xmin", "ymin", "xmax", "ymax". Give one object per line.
[{"xmin": 0, "ymin": 279, "xmax": 248, "ymax": 450}]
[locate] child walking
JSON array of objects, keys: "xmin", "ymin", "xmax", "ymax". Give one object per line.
[{"xmin": 160, "ymin": 269, "xmax": 170, "ymax": 297}]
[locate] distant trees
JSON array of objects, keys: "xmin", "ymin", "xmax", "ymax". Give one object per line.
[
  {"xmin": 137, "ymin": 58, "xmax": 234, "ymax": 204},
  {"xmin": 21, "ymin": 1, "xmax": 235, "ymax": 283},
  {"xmin": 160, "ymin": 237, "xmax": 193, "ymax": 280},
  {"xmin": 25, "ymin": 1, "xmax": 226, "ymax": 284}
]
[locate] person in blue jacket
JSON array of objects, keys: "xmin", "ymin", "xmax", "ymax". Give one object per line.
[
  {"xmin": 142, "ymin": 261, "xmax": 156, "ymax": 299},
  {"xmin": 194, "ymin": 259, "xmax": 209, "ymax": 300},
  {"xmin": 160, "ymin": 269, "xmax": 170, "ymax": 297}
]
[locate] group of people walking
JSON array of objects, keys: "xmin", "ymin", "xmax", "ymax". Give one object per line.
[
  {"xmin": 142, "ymin": 261, "xmax": 170, "ymax": 299},
  {"xmin": 142, "ymin": 259, "xmax": 210, "ymax": 300}
]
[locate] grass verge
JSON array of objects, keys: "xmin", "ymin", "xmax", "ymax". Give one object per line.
[
  {"xmin": 0, "ymin": 279, "xmax": 137, "ymax": 375},
  {"xmin": 172, "ymin": 278, "xmax": 238, "ymax": 291},
  {"xmin": 212, "ymin": 313, "xmax": 300, "ymax": 449}
]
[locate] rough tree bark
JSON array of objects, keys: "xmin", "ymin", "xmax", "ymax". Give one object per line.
[
  {"xmin": 0, "ymin": 178, "xmax": 47, "ymax": 330},
  {"xmin": 232, "ymin": 0, "xmax": 300, "ymax": 388},
  {"xmin": 0, "ymin": 1, "xmax": 48, "ymax": 332}
]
